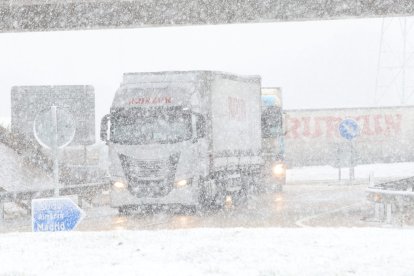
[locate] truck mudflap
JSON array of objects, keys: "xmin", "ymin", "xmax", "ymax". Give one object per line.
[{"xmin": 263, "ymin": 178, "xmax": 284, "ymax": 192}]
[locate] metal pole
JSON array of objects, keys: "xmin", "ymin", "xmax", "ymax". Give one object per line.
[
  {"xmin": 337, "ymin": 146, "xmax": 341, "ymax": 181},
  {"xmin": 369, "ymin": 171, "xmax": 374, "ymax": 187},
  {"xmin": 401, "ymin": 18, "xmax": 407, "ymax": 104},
  {"xmin": 374, "ymin": 18, "xmax": 385, "ymax": 105},
  {"xmin": 51, "ymin": 106, "xmax": 60, "ymax": 197},
  {"xmin": 0, "ymin": 202, "xmax": 4, "ymax": 223},
  {"xmin": 386, "ymin": 203, "xmax": 393, "ymax": 224},
  {"xmin": 349, "ymin": 141, "xmax": 355, "ymax": 181},
  {"xmin": 338, "ymin": 167, "xmax": 341, "ymax": 181},
  {"xmin": 350, "ymin": 167, "xmax": 355, "ymax": 181},
  {"xmin": 374, "ymin": 203, "xmax": 381, "ymax": 221}
]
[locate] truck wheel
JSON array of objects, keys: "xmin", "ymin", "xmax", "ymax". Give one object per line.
[
  {"xmin": 196, "ymin": 180, "xmax": 211, "ymax": 213},
  {"xmin": 193, "ymin": 203, "xmax": 206, "ymax": 215},
  {"xmin": 231, "ymin": 183, "xmax": 249, "ymax": 206},
  {"xmin": 212, "ymin": 182, "xmax": 226, "ymax": 209},
  {"xmin": 118, "ymin": 206, "xmax": 131, "ymax": 216},
  {"xmin": 274, "ymin": 184, "xmax": 283, "ymax": 192}
]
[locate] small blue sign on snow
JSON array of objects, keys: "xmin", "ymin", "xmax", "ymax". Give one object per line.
[
  {"xmin": 339, "ymin": 119, "xmax": 360, "ymax": 141},
  {"xmin": 32, "ymin": 198, "xmax": 85, "ymax": 232}
]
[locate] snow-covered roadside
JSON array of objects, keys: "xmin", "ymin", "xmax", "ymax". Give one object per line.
[
  {"xmin": 0, "ymin": 144, "xmax": 52, "ymax": 192},
  {"xmin": 287, "ymin": 162, "xmax": 414, "ymax": 182},
  {"xmin": 0, "ymin": 228, "xmax": 413, "ymax": 275}
]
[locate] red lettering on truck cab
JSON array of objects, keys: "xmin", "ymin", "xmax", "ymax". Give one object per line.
[{"xmin": 129, "ymin": 97, "xmax": 172, "ymax": 105}]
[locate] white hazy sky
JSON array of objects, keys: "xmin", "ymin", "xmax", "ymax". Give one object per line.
[{"xmin": 0, "ymin": 16, "xmax": 413, "ymax": 125}]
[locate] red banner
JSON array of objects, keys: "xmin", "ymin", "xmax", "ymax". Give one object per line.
[{"xmin": 285, "ymin": 113, "xmax": 402, "ymax": 139}]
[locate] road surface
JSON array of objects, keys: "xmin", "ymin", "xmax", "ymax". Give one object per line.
[{"xmin": 0, "ymin": 182, "xmax": 374, "ymax": 233}]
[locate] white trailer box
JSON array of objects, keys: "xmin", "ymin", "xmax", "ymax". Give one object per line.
[
  {"xmin": 101, "ymin": 71, "xmax": 262, "ymax": 212},
  {"xmin": 284, "ymin": 106, "xmax": 414, "ymax": 167}
]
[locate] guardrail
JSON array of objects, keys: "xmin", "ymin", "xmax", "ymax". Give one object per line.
[
  {"xmin": 0, "ymin": 182, "xmax": 110, "ymax": 223},
  {"xmin": 366, "ymin": 177, "xmax": 414, "ymax": 224}
]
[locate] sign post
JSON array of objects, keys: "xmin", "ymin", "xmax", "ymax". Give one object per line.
[
  {"xmin": 51, "ymin": 106, "xmax": 59, "ymax": 196},
  {"xmin": 32, "ymin": 106, "xmax": 84, "ymax": 232},
  {"xmin": 338, "ymin": 119, "xmax": 360, "ymax": 181},
  {"xmin": 34, "ymin": 106, "xmax": 76, "ymax": 196}
]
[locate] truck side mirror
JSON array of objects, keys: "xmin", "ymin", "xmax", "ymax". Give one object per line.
[
  {"xmin": 195, "ymin": 114, "xmax": 206, "ymax": 139},
  {"xmin": 100, "ymin": 114, "xmax": 110, "ymax": 142}
]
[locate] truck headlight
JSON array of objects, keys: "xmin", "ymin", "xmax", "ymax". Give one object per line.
[
  {"xmin": 374, "ymin": 193, "xmax": 382, "ymax": 202},
  {"xmin": 272, "ymin": 163, "xmax": 286, "ymax": 177},
  {"xmin": 113, "ymin": 180, "xmax": 127, "ymax": 190},
  {"xmin": 175, "ymin": 179, "xmax": 191, "ymax": 188}
]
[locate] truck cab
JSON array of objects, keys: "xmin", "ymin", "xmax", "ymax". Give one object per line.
[
  {"xmin": 101, "ymin": 71, "xmax": 263, "ymax": 213},
  {"xmin": 261, "ymin": 88, "xmax": 286, "ymax": 191}
]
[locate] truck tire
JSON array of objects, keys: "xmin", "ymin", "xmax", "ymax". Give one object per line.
[
  {"xmin": 195, "ymin": 177, "xmax": 214, "ymax": 213},
  {"xmin": 118, "ymin": 206, "xmax": 131, "ymax": 216},
  {"xmin": 274, "ymin": 184, "xmax": 283, "ymax": 192},
  {"xmin": 212, "ymin": 181, "xmax": 226, "ymax": 209},
  {"xmin": 232, "ymin": 187, "xmax": 248, "ymax": 206}
]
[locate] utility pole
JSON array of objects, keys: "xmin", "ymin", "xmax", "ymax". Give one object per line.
[{"xmin": 375, "ymin": 17, "xmax": 414, "ymax": 106}]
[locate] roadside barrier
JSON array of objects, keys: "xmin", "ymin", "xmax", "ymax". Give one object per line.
[
  {"xmin": 366, "ymin": 177, "xmax": 414, "ymax": 224},
  {"xmin": 0, "ymin": 182, "xmax": 110, "ymax": 223}
]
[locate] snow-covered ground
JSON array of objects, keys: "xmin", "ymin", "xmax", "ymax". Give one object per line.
[
  {"xmin": 0, "ymin": 144, "xmax": 52, "ymax": 192},
  {"xmin": 1, "ymin": 228, "xmax": 413, "ymax": 275}
]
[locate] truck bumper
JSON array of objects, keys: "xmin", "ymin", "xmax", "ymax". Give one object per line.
[
  {"xmin": 110, "ymin": 185, "xmax": 200, "ymax": 208},
  {"xmin": 261, "ymin": 175, "xmax": 285, "ymax": 192}
]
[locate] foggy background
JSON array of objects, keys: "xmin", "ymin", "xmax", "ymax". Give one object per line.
[{"xmin": 0, "ymin": 16, "xmax": 413, "ymax": 131}]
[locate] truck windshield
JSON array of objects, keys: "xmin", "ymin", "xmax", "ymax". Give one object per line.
[
  {"xmin": 261, "ymin": 106, "xmax": 283, "ymax": 138},
  {"xmin": 110, "ymin": 107, "xmax": 192, "ymax": 144}
]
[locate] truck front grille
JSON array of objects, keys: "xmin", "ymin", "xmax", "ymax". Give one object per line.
[
  {"xmin": 128, "ymin": 180, "xmax": 170, "ymax": 198},
  {"xmin": 118, "ymin": 153, "xmax": 180, "ymax": 198},
  {"xmin": 119, "ymin": 154, "xmax": 165, "ymax": 178}
]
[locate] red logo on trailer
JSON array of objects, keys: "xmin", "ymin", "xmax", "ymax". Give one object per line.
[{"xmin": 228, "ymin": 97, "xmax": 246, "ymax": 121}]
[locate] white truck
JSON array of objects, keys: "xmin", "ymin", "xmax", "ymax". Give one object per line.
[
  {"xmin": 101, "ymin": 71, "xmax": 285, "ymax": 213},
  {"xmin": 261, "ymin": 88, "xmax": 285, "ymax": 191}
]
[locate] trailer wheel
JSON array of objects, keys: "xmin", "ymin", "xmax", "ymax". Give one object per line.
[
  {"xmin": 274, "ymin": 184, "xmax": 283, "ymax": 192},
  {"xmin": 212, "ymin": 181, "xmax": 226, "ymax": 209},
  {"xmin": 118, "ymin": 206, "xmax": 131, "ymax": 216},
  {"xmin": 196, "ymin": 193, "xmax": 208, "ymax": 213},
  {"xmin": 233, "ymin": 188, "xmax": 249, "ymax": 206},
  {"xmin": 196, "ymin": 178, "xmax": 213, "ymax": 213},
  {"xmin": 251, "ymin": 170, "xmax": 265, "ymax": 194}
]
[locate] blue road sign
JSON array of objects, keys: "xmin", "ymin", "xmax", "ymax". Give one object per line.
[
  {"xmin": 339, "ymin": 119, "xmax": 360, "ymax": 141},
  {"xmin": 32, "ymin": 198, "xmax": 85, "ymax": 232}
]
